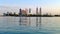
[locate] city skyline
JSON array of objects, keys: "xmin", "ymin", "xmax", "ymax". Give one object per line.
[{"xmin": 0, "ymin": 0, "xmax": 60, "ymax": 15}]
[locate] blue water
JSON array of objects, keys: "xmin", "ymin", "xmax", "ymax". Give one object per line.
[{"xmin": 0, "ymin": 17, "xmax": 60, "ymax": 34}]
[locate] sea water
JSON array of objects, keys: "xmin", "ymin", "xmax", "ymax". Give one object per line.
[{"xmin": 0, "ymin": 17, "xmax": 60, "ymax": 34}]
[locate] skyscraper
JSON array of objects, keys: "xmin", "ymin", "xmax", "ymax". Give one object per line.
[
  {"xmin": 29, "ymin": 8, "xmax": 31, "ymax": 13},
  {"xmin": 36, "ymin": 7, "xmax": 38, "ymax": 15},
  {"xmin": 22, "ymin": 9, "xmax": 27, "ymax": 15},
  {"xmin": 19, "ymin": 8, "xmax": 22, "ymax": 16},
  {"xmin": 40, "ymin": 8, "xmax": 41, "ymax": 15}
]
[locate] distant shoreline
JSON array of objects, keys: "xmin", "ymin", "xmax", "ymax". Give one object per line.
[{"xmin": 1, "ymin": 15, "xmax": 60, "ymax": 17}]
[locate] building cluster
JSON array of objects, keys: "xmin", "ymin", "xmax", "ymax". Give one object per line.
[
  {"xmin": 3, "ymin": 7, "xmax": 59, "ymax": 17},
  {"xmin": 19, "ymin": 7, "xmax": 42, "ymax": 16},
  {"xmin": 36, "ymin": 7, "xmax": 41, "ymax": 15},
  {"xmin": 3, "ymin": 7, "xmax": 42, "ymax": 16},
  {"xmin": 19, "ymin": 8, "xmax": 28, "ymax": 16}
]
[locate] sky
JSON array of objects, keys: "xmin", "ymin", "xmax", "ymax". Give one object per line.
[{"xmin": 0, "ymin": 0, "xmax": 60, "ymax": 15}]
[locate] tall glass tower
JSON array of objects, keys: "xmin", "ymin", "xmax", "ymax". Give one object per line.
[
  {"xmin": 40, "ymin": 8, "xmax": 41, "ymax": 15},
  {"xmin": 36, "ymin": 7, "xmax": 38, "ymax": 15},
  {"xmin": 19, "ymin": 8, "xmax": 22, "ymax": 16},
  {"xmin": 29, "ymin": 8, "xmax": 31, "ymax": 13}
]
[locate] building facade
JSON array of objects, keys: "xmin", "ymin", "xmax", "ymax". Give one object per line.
[
  {"xmin": 19, "ymin": 8, "xmax": 22, "ymax": 16},
  {"xmin": 36, "ymin": 7, "xmax": 38, "ymax": 15},
  {"xmin": 29, "ymin": 8, "xmax": 31, "ymax": 13}
]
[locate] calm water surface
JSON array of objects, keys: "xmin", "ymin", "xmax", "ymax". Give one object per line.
[{"xmin": 0, "ymin": 17, "xmax": 60, "ymax": 34}]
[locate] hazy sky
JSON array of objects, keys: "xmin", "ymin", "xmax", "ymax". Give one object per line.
[{"xmin": 0, "ymin": 0, "xmax": 60, "ymax": 15}]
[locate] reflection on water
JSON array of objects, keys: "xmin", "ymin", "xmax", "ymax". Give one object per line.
[
  {"xmin": 0, "ymin": 17, "xmax": 60, "ymax": 34},
  {"xmin": 19, "ymin": 17, "xmax": 41, "ymax": 27},
  {"xmin": 36, "ymin": 17, "xmax": 41, "ymax": 27},
  {"xmin": 19, "ymin": 17, "xmax": 30, "ymax": 26}
]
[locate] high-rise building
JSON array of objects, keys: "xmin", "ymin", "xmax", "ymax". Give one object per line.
[
  {"xmin": 40, "ymin": 8, "xmax": 41, "ymax": 15},
  {"xmin": 24, "ymin": 8, "xmax": 28, "ymax": 14},
  {"xmin": 29, "ymin": 8, "xmax": 31, "ymax": 13},
  {"xmin": 19, "ymin": 8, "xmax": 22, "ymax": 16},
  {"xmin": 36, "ymin": 7, "xmax": 38, "ymax": 15},
  {"xmin": 22, "ymin": 9, "xmax": 27, "ymax": 15}
]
